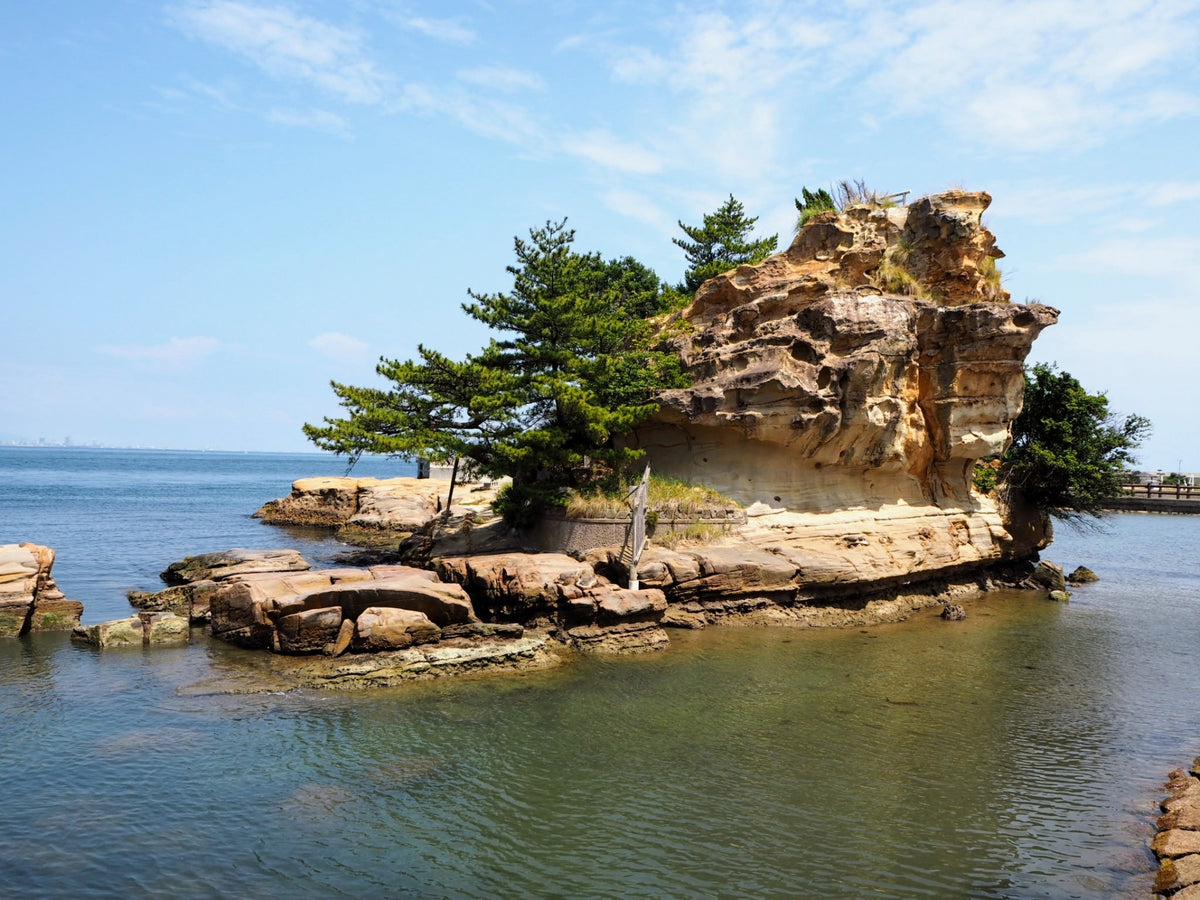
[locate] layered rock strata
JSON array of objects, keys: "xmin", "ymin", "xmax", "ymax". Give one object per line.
[
  {"xmin": 255, "ymin": 476, "xmax": 503, "ymax": 534},
  {"xmin": 141, "ymin": 547, "xmax": 667, "ymax": 660},
  {"xmin": 0, "ymin": 543, "xmax": 83, "ymax": 636},
  {"xmin": 623, "ymin": 190, "xmax": 1057, "ymax": 592}
]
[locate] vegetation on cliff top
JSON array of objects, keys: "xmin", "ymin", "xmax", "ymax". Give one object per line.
[
  {"xmin": 673, "ymin": 194, "xmax": 777, "ymax": 296},
  {"xmin": 987, "ymin": 363, "xmax": 1151, "ymax": 521}
]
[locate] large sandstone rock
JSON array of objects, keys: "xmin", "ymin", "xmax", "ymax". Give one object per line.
[
  {"xmin": 254, "ymin": 476, "xmax": 504, "ymax": 533},
  {"xmin": 160, "ymin": 548, "xmax": 310, "ymax": 585},
  {"xmin": 619, "ymin": 191, "xmax": 1056, "ymax": 597},
  {"xmin": 352, "ymin": 607, "xmax": 441, "ymax": 652},
  {"xmin": 0, "ymin": 543, "xmax": 83, "ymax": 636},
  {"xmin": 72, "ymin": 612, "xmax": 189, "ymax": 648}
]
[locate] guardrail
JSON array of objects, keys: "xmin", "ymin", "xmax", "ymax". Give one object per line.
[{"xmin": 1121, "ymin": 483, "xmax": 1199, "ymax": 500}]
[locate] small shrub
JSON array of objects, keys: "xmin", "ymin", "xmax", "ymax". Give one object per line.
[{"xmin": 870, "ymin": 242, "xmax": 930, "ymax": 299}]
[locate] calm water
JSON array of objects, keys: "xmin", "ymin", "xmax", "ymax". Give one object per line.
[{"xmin": 2, "ymin": 448, "xmax": 1199, "ymax": 899}]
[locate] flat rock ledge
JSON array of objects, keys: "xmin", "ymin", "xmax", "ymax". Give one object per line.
[
  {"xmin": 1153, "ymin": 760, "xmax": 1200, "ymax": 897},
  {"xmin": 0, "ymin": 543, "xmax": 83, "ymax": 637},
  {"xmin": 131, "ymin": 548, "xmax": 666, "ymax": 689}
]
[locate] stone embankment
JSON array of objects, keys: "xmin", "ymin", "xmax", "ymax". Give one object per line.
[
  {"xmin": 1153, "ymin": 760, "xmax": 1200, "ymax": 897},
  {"xmin": 0, "ymin": 543, "xmax": 82, "ymax": 637}
]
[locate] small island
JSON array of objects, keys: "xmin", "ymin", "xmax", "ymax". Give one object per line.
[{"xmin": 73, "ymin": 187, "xmax": 1140, "ymax": 691}]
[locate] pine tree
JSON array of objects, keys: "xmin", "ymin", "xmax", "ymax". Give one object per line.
[
  {"xmin": 304, "ymin": 219, "xmax": 687, "ymax": 525},
  {"xmin": 673, "ymin": 195, "xmax": 778, "ymax": 294}
]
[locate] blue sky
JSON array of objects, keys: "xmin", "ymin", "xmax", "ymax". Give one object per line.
[{"xmin": 2, "ymin": 0, "xmax": 1197, "ymax": 472}]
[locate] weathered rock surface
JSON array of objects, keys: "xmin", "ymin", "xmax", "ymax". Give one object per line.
[
  {"xmin": 434, "ymin": 552, "xmax": 671, "ymax": 652},
  {"xmin": 0, "ymin": 543, "xmax": 83, "ymax": 636},
  {"xmin": 352, "ymin": 606, "xmax": 441, "ymax": 652},
  {"xmin": 1152, "ymin": 763, "xmax": 1200, "ymax": 896},
  {"xmin": 255, "ymin": 476, "xmax": 503, "ymax": 534},
  {"xmin": 1067, "ymin": 565, "xmax": 1099, "ymax": 584},
  {"xmin": 161, "ymin": 548, "xmax": 310, "ymax": 585},
  {"xmin": 72, "ymin": 612, "xmax": 190, "ymax": 648},
  {"xmin": 621, "ymin": 191, "xmax": 1056, "ymax": 597}
]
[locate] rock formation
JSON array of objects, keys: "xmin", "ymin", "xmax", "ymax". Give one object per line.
[
  {"xmin": 239, "ymin": 190, "xmax": 1065, "ymax": 666},
  {"xmin": 0, "ymin": 543, "xmax": 83, "ymax": 637},
  {"xmin": 619, "ymin": 190, "xmax": 1057, "ymax": 595},
  {"xmin": 255, "ymin": 476, "xmax": 502, "ymax": 535}
]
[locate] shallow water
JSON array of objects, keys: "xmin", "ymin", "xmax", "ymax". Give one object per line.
[{"xmin": 2, "ymin": 448, "xmax": 1199, "ymax": 898}]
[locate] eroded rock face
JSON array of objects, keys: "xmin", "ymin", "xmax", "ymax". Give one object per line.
[
  {"xmin": 625, "ymin": 191, "xmax": 1057, "ymax": 587},
  {"xmin": 0, "ymin": 543, "xmax": 83, "ymax": 636},
  {"xmin": 255, "ymin": 477, "xmax": 503, "ymax": 533}
]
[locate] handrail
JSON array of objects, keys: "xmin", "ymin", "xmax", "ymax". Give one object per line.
[{"xmin": 1120, "ymin": 482, "xmax": 1199, "ymax": 500}]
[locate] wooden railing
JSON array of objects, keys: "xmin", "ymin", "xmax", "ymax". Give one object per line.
[{"xmin": 1121, "ymin": 483, "xmax": 1199, "ymax": 500}]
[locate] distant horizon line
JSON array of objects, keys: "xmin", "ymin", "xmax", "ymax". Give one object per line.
[{"xmin": 0, "ymin": 441, "xmax": 417, "ymax": 458}]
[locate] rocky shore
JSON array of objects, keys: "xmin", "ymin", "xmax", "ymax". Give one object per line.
[{"xmin": 1154, "ymin": 761, "xmax": 1200, "ymax": 897}]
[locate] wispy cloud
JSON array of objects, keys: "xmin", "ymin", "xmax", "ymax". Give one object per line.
[
  {"xmin": 398, "ymin": 15, "xmax": 476, "ymax": 46},
  {"xmin": 561, "ymin": 129, "xmax": 662, "ymax": 174},
  {"xmin": 1059, "ymin": 236, "xmax": 1200, "ymax": 282},
  {"xmin": 267, "ymin": 106, "xmax": 350, "ymax": 136},
  {"xmin": 168, "ymin": 1, "xmax": 388, "ymax": 104},
  {"xmin": 97, "ymin": 336, "xmax": 221, "ymax": 366},
  {"xmin": 858, "ymin": 0, "xmax": 1199, "ymax": 152},
  {"xmin": 309, "ymin": 331, "xmax": 369, "ymax": 364},
  {"xmin": 396, "ymin": 83, "xmax": 545, "ymax": 145},
  {"xmin": 601, "ymin": 188, "xmax": 673, "ymax": 231},
  {"xmin": 457, "ymin": 65, "xmax": 546, "ymax": 93}
]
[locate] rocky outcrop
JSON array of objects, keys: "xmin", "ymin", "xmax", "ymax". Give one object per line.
[
  {"xmin": 0, "ymin": 543, "xmax": 83, "ymax": 636},
  {"xmin": 72, "ymin": 612, "xmax": 190, "ymax": 648},
  {"xmin": 254, "ymin": 476, "xmax": 503, "ymax": 535},
  {"xmin": 622, "ymin": 191, "xmax": 1057, "ymax": 597},
  {"xmin": 435, "ymin": 552, "xmax": 670, "ymax": 652}
]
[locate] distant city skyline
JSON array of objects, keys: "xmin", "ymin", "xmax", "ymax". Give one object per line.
[{"xmin": 3, "ymin": 1, "xmax": 1198, "ymax": 471}]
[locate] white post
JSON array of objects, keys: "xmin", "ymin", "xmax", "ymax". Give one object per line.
[{"xmin": 628, "ymin": 464, "xmax": 650, "ymax": 590}]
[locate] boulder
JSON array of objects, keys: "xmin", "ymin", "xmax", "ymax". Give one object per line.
[
  {"xmin": 352, "ymin": 607, "xmax": 441, "ymax": 652},
  {"xmin": 940, "ymin": 603, "xmax": 966, "ymax": 620},
  {"xmin": 0, "ymin": 542, "xmax": 83, "ymax": 636},
  {"xmin": 1066, "ymin": 566, "xmax": 1099, "ymax": 584},
  {"xmin": 72, "ymin": 617, "xmax": 144, "ymax": 648},
  {"xmin": 1154, "ymin": 830, "xmax": 1200, "ymax": 859},
  {"xmin": 160, "ymin": 548, "xmax": 310, "ymax": 585},
  {"xmin": 1027, "ymin": 560, "xmax": 1067, "ymax": 593},
  {"xmin": 294, "ymin": 577, "xmax": 476, "ymax": 627},
  {"xmin": 1048, "ymin": 590, "xmax": 1070, "ymax": 603},
  {"xmin": 436, "ymin": 553, "xmax": 596, "ymax": 621},
  {"xmin": 1156, "ymin": 854, "xmax": 1200, "ymax": 894},
  {"xmin": 276, "ymin": 606, "xmax": 344, "ymax": 654},
  {"xmin": 72, "ymin": 612, "xmax": 191, "ymax": 648}
]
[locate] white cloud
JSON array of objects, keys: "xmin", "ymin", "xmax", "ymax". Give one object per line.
[
  {"xmin": 1058, "ymin": 236, "xmax": 1200, "ymax": 282},
  {"xmin": 398, "ymin": 16, "xmax": 476, "ymax": 45},
  {"xmin": 309, "ymin": 332, "xmax": 370, "ymax": 364},
  {"xmin": 456, "ymin": 65, "xmax": 546, "ymax": 93},
  {"xmin": 859, "ymin": 0, "xmax": 1200, "ymax": 152},
  {"xmin": 169, "ymin": 1, "xmax": 388, "ymax": 104},
  {"xmin": 1145, "ymin": 181, "xmax": 1200, "ymax": 207},
  {"xmin": 97, "ymin": 336, "xmax": 220, "ymax": 366},
  {"xmin": 395, "ymin": 83, "xmax": 544, "ymax": 146},
  {"xmin": 267, "ymin": 107, "xmax": 350, "ymax": 136},
  {"xmin": 601, "ymin": 188, "xmax": 673, "ymax": 231},
  {"xmin": 561, "ymin": 129, "xmax": 663, "ymax": 174}
]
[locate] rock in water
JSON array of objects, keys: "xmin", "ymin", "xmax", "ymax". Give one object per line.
[
  {"xmin": 0, "ymin": 543, "xmax": 83, "ymax": 636},
  {"xmin": 1067, "ymin": 566, "xmax": 1099, "ymax": 584}
]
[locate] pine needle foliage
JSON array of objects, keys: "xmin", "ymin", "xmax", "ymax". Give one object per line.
[
  {"xmin": 673, "ymin": 195, "xmax": 778, "ymax": 295},
  {"xmin": 304, "ymin": 219, "xmax": 689, "ymax": 525},
  {"xmin": 1000, "ymin": 364, "xmax": 1151, "ymax": 521}
]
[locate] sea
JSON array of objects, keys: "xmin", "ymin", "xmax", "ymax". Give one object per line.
[{"xmin": 2, "ymin": 445, "xmax": 1199, "ymax": 899}]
